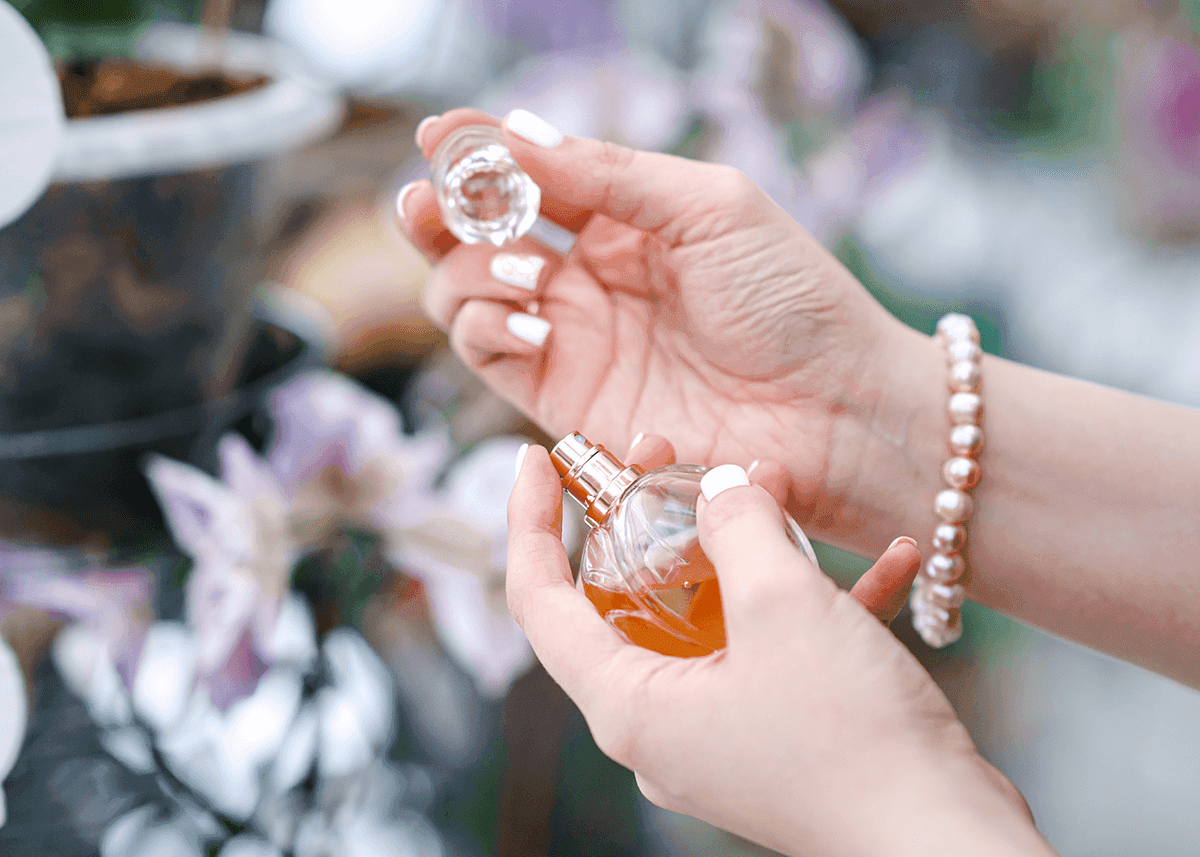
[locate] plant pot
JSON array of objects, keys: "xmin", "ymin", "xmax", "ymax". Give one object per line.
[{"xmin": 0, "ymin": 24, "xmax": 342, "ymax": 547}]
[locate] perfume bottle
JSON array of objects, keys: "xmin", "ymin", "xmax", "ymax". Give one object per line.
[
  {"xmin": 551, "ymin": 432, "xmax": 819, "ymax": 657},
  {"xmin": 431, "ymin": 125, "xmax": 541, "ymax": 247}
]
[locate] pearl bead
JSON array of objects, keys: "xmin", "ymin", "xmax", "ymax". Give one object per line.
[
  {"xmin": 929, "ymin": 582, "xmax": 967, "ymax": 609},
  {"xmin": 942, "ymin": 456, "xmax": 980, "ymax": 490},
  {"xmin": 932, "ymin": 523, "xmax": 966, "ymax": 553},
  {"xmin": 947, "ymin": 340, "xmax": 982, "ymax": 364},
  {"xmin": 923, "ymin": 551, "xmax": 965, "ymax": 583},
  {"xmin": 917, "ymin": 612, "xmax": 964, "ymax": 647},
  {"xmin": 934, "ymin": 489, "xmax": 973, "ymax": 523},
  {"xmin": 948, "ymin": 360, "xmax": 981, "ymax": 392},
  {"xmin": 947, "ymin": 392, "xmax": 983, "ymax": 425},
  {"xmin": 948, "ymin": 424, "xmax": 984, "ymax": 457},
  {"xmin": 936, "ymin": 313, "xmax": 979, "ymax": 344},
  {"xmin": 912, "ymin": 601, "xmax": 951, "ymax": 626}
]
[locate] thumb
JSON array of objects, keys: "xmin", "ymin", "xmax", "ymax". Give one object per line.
[
  {"xmin": 500, "ymin": 109, "xmax": 767, "ymax": 245},
  {"xmin": 696, "ymin": 465, "xmax": 838, "ymax": 643}
]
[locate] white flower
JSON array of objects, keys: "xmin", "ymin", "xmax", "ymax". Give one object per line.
[{"xmin": 0, "ymin": 638, "xmax": 27, "ymax": 829}]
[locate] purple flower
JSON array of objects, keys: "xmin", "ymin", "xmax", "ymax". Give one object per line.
[
  {"xmin": 0, "ymin": 545, "xmax": 153, "ymax": 686},
  {"xmin": 1117, "ymin": 26, "xmax": 1200, "ymax": 238},
  {"xmin": 145, "ymin": 434, "xmax": 296, "ymax": 708}
]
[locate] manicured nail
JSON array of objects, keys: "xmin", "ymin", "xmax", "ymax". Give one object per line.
[
  {"xmin": 888, "ymin": 536, "xmax": 919, "ymax": 551},
  {"xmin": 395, "ymin": 181, "xmax": 419, "ymax": 223},
  {"xmin": 627, "ymin": 432, "xmax": 646, "ymax": 454},
  {"xmin": 415, "ymin": 114, "xmax": 440, "ymax": 149},
  {"xmin": 506, "ymin": 312, "xmax": 551, "ymax": 347},
  {"xmin": 700, "ymin": 464, "xmax": 750, "ymax": 501},
  {"xmin": 746, "ymin": 459, "xmax": 762, "ymax": 477},
  {"xmin": 514, "ymin": 442, "xmax": 529, "ymax": 480},
  {"xmin": 490, "ymin": 254, "xmax": 545, "ymax": 290},
  {"xmin": 505, "ymin": 109, "xmax": 564, "ymax": 148}
]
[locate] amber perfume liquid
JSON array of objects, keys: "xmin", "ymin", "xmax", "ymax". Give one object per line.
[{"xmin": 552, "ymin": 433, "xmax": 817, "ymax": 658}]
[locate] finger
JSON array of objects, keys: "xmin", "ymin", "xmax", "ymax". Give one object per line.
[
  {"xmin": 624, "ymin": 433, "xmax": 676, "ymax": 471},
  {"xmin": 416, "ymin": 107, "xmax": 500, "ymax": 160},
  {"xmin": 746, "ymin": 458, "xmax": 789, "ymax": 507},
  {"xmin": 422, "ymin": 240, "xmax": 556, "ymax": 331},
  {"xmin": 394, "ymin": 179, "xmax": 457, "ymax": 263},
  {"xmin": 415, "ymin": 108, "xmax": 768, "ymax": 243},
  {"xmin": 449, "ymin": 298, "xmax": 550, "ymax": 370},
  {"xmin": 848, "ymin": 537, "xmax": 921, "ymax": 625},
  {"xmin": 696, "ymin": 466, "xmax": 838, "ymax": 640},
  {"xmin": 507, "ymin": 445, "xmax": 660, "ymax": 706},
  {"xmin": 500, "ymin": 108, "xmax": 771, "ymax": 243}
]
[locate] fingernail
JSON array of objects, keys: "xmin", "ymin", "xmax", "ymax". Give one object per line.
[
  {"xmin": 888, "ymin": 536, "xmax": 919, "ymax": 551},
  {"xmin": 627, "ymin": 432, "xmax": 646, "ymax": 454},
  {"xmin": 514, "ymin": 442, "xmax": 529, "ymax": 480},
  {"xmin": 506, "ymin": 312, "xmax": 551, "ymax": 347},
  {"xmin": 700, "ymin": 464, "xmax": 750, "ymax": 501},
  {"xmin": 415, "ymin": 113, "xmax": 440, "ymax": 149},
  {"xmin": 746, "ymin": 459, "xmax": 762, "ymax": 477},
  {"xmin": 395, "ymin": 181, "xmax": 419, "ymax": 223},
  {"xmin": 490, "ymin": 253, "xmax": 545, "ymax": 289},
  {"xmin": 506, "ymin": 109, "xmax": 564, "ymax": 148}
]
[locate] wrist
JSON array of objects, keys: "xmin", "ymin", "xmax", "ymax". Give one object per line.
[
  {"xmin": 808, "ymin": 317, "xmax": 947, "ymax": 558},
  {"xmin": 885, "ymin": 758, "xmax": 1055, "ymax": 857}
]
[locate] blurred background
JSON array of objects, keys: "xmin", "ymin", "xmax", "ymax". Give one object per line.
[{"xmin": 1, "ymin": 0, "xmax": 1199, "ymax": 855}]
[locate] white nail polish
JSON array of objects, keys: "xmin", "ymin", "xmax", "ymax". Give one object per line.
[
  {"xmin": 629, "ymin": 432, "xmax": 645, "ymax": 450},
  {"xmin": 490, "ymin": 254, "xmax": 545, "ymax": 290},
  {"xmin": 506, "ymin": 109, "xmax": 564, "ymax": 148},
  {"xmin": 506, "ymin": 312, "xmax": 551, "ymax": 347},
  {"xmin": 700, "ymin": 464, "xmax": 750, "ymax": 501},
  {"xmin": 395, "ymin": 181, "xmax": 419, "ymax": 222},
  {"xmin": 514, "ymin": 442, "xmax": 529, "ymax": 479}
]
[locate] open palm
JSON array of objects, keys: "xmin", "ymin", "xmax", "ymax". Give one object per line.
[{"xmin": 401, "ymin": 109, "xmax": 895, "ymax": 503}]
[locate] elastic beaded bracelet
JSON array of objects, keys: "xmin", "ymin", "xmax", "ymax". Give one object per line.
[{"xmin": 911, "ymin": 313, "xmax": 984, "ymax": 648}]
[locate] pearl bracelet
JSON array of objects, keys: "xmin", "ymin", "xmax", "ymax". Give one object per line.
[{"xmin": 911, "ymin": 313, "xmax": 984, "ymax": 648}]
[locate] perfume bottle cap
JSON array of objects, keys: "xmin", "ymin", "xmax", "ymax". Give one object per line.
[{"xmin": 550, "ymin": 432, "xmax": 644, "ymax": 525}]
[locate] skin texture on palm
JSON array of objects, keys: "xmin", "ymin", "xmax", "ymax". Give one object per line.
[{"xmin": 398, "ymin": 109, "xmax": 895, "ymax": 535}]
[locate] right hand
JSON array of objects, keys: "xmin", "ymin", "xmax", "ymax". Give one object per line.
[
  {"xmin": 506, "ymin": 442, "xmax": 1052, "ymax": 857},
  {"xmin": 397, "ymin": 109, "xmax": 908, "ymax": 540}
]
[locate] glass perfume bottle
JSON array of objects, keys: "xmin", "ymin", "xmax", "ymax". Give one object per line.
[
  {"xmin": 551, "ymin": 432, "xmax": 819, "ymax": 657},
  {"xmin": 431, "ymin": 125, "xmax": 541, "ymax": 247}
]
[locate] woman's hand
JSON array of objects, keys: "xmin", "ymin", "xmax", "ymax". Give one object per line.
[
  {"xmin": 397, "ymin": 108, "xmax": 903, "ymax": 545},
  {"xmin": 507, "ymin": 440, "xmax": 1054, "ymax": 857}
]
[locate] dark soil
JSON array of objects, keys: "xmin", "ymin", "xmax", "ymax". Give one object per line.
[{"xmin": 59, "ymin": 58, "xmax": 268, "ymax": 119}]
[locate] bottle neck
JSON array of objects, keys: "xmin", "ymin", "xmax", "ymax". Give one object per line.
[{"xmin": 550, "ymin": 432, "xmax": 645, "ymax": 525}]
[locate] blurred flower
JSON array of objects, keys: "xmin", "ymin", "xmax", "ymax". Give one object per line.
[
  {"xmin": 146, "ymin": 434, "xmax": 297, "ymax": 709},
  {"xmin": 0, "ymin": 638, "xmax": 26, "ymax": 829},
  {"xmin": 0, "ymin": 545, "xmax": 153, "ymax": 687},
  {"xmin": 267, "ymin": 370, "xmax": 449, "ymax": 548},
  {"xmin": 267, "ymin": 370, "xmax": 540, "ymax": 695},
  {"xmin": 480, "ymin": 45, "xmax": 690, "ymax": 153},
  {"xmin": 55, "ymin": 606, "xmax": 419, "ymax": 853},
  {"xmin": 1117, "ymin": 26, "xmax": 1200, "ymax": 241},
  {"xmin": 479, "ymin": 0, "xmax": 924, "ymax": 247}
]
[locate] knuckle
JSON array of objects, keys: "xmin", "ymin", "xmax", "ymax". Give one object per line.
[
  {"xmin": 504, "ymin": 585, "xmax": 527, "ymax": 632},
  {"xmin": 709, "ymin": 163, "xmax": 760, "ymax": 204},
  {"xmin": 596, "ymin": 139, "xmax": 638, "ymax": 176},
  {"xmin": 586, "ymin": 708, "xmax": 640, "ymax": 769}
]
